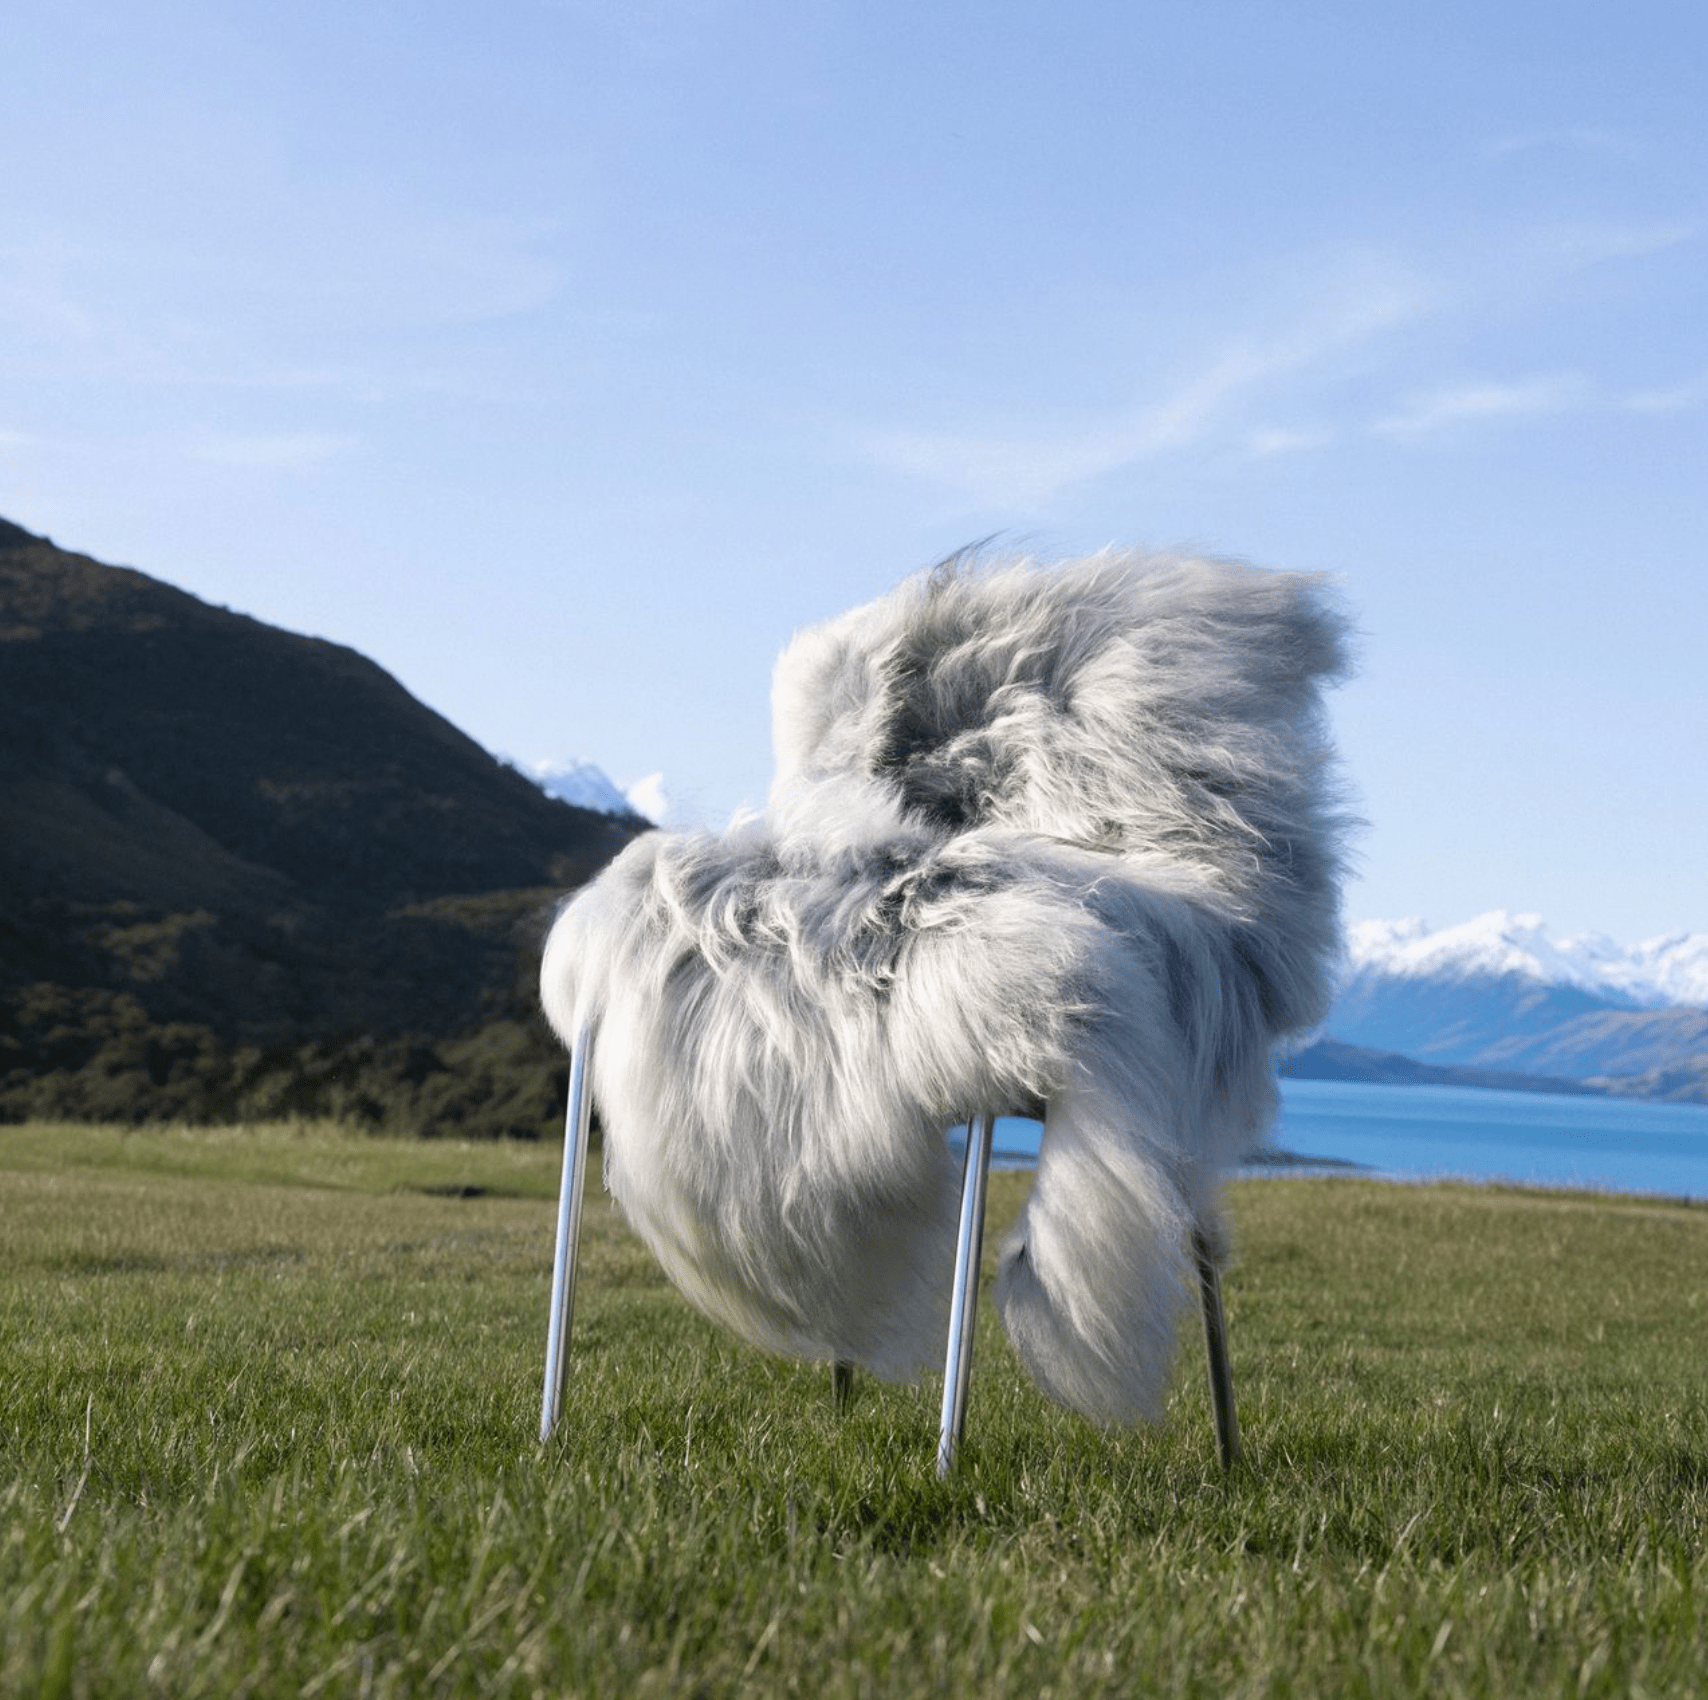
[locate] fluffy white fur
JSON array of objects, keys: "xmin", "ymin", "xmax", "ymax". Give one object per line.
[{"xmin": 540, "ymin": 548, "xmax": 1352, "ymax": 1423}]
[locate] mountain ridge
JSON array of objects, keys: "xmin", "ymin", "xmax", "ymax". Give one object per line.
[
  {"xmin": 0, "ymin": 518, "xmax": 646, "ymax": 1133},
  {"xmin": 1346, "ymin": 911, "xmax": 1708, "ymax": 1009}
]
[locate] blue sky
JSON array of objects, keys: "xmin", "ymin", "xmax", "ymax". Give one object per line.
[{"xmin": 4, "ymin": 0, "xmax": 1704, "ymax": 943}]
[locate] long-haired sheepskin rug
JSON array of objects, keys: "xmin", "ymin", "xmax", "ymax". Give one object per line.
[{"xmin": 540, "ymin": 548, "xmax": 1353, "ymax": 1424}]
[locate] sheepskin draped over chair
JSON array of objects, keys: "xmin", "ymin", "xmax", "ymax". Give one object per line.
[{"xmin": 540, "ymin": 548, "xmax": 1352, "ymax": 1427}]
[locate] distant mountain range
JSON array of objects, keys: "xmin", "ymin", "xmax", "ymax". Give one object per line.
[
  {"xmin": 1289, "ymin": 911, "xmax": 1708, "ymax": 1103},
  {"xmin": 530, "ymin": 758, "xmax": 641, "ymax": 818},
  {"xmin": 1347, "ymin": 912, "xmax": 1708, "ymax": 1009},
  {"xmin": 528, "ymin": 758, "xmax": 665, "ymax": 825},
  {"xmin": 0, "ymin": 517, "xmax": 646, "ymax": 1134}
]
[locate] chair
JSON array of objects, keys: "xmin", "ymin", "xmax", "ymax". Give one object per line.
[{"xmin": 538, "ymin": 548, "xmax": 1352, "ymax": 1473}]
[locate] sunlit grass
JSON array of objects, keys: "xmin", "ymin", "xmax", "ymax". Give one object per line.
[{"xmin": 3, "ymin": 1122, "xmax": 1704, "ymax": 1696}]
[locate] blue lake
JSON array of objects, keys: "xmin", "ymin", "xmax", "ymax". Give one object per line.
[{"xmin": 976, "ymin": 1079, "xmax": 1708, "ymax": 1201}]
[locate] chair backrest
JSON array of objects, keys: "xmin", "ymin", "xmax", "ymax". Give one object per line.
[{"xmin": 770, "ymin": 548, "xmax": 1354, "ymax": 1039}]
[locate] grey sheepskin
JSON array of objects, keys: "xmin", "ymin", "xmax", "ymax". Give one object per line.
[{"xmin": 540, "ymin": 548, "xmax": 1353, "ymax": 1423}]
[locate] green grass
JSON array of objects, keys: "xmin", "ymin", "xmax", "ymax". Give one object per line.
[{"xmin": 3, "ymin": 1121, "xmax": 1705, "ymax": 1698}]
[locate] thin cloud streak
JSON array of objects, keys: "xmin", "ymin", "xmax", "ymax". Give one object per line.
[
  {"xmin": 851, "ymin": 211, "xmax": 1697, "ymax": 501},
  {"xmin": 1245, "ymin": 424, "xmax": 1338, "ymax": 458},
  {"xmin": 1373, "ymin": 374, "xmax": 1589, "ymax": 440},
  {"xmin": 1482, "ymin": 127, "xmax": 1637, "ymax": 161},
  {"xmin": 188, "ymin": 432, "xmax": 359, "ymax": 470},
  {"xmin": 1623, "ymin": 371, "xmax": 1708, "ymax": 414},
  {"xmin": 857, "ymin": 261, "xmax": 1432, "ymax": 505},
  {"xmin": 1533, "ymin": 218, "xmax": 1696, "ymax": 270}
]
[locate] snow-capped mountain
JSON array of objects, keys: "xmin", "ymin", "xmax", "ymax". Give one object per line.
[
  {"xmin": 1623, "ymin": 932, "xmax": 1708, "ymax": 1009},
  {"xmin": 1346, "ymin": 911, "xmax": 1708, "ymax": 1010},
  {"xmin": 1329, "ymin": 911, "xmax": 1708, "ymax": 1092},
  {"xmin": 527, "ymin": 759, "xmax": 665, "ymax": 824}
]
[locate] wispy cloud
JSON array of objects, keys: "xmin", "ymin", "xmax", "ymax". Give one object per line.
[
  {"xmin": 188, "ymin": 432, "xmax": 358, "ymax": 470},
  {"xmin": 1373, "ymin": 375, "xmax": 1588, "ymax": 440},
  {"xmin": 856, "ymin": 257, "xmax": 1432, "ymax": 504},
  {"xmin": 1531, "ymin": 218, "xmax": 1696, "ymax": 270},
  {"xmin": 0, "ymin": 209, "xmax": 567, "ymax": 400},
  {"xmin": 1244, "ymin": 424, "xmax": 1337, "ymax": 458},
  {"xmin": 1483, "ymin": 127, "xmax": 1636, "ymax": 161},
  {"xmin": 1623, "ymin": 371, "xmax": 1708, "ymax": 414},
  {"xmin": 852, "ymin": 205, "xmax": 1700, "ymax": 501}
]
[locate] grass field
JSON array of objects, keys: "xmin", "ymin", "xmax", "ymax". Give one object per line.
[{"xmin": 3, "ymin": 1121, "xmax": 1705, "ymax": 1697}]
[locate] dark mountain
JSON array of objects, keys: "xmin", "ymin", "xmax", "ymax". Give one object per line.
[{"xmin": 0, "ymin": 518, "xmax": 645, "ymax": 1134}]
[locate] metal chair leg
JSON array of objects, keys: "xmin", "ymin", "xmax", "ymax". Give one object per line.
[
  {"xmin": 540, "ymin": 1020, "xmax": 595, "ymax": 1444},
  {"xmin": 832, "ymin": 1359, "xmax": 855, "ymax": 1412},
  {"xmin": 1193, "ymin": 1226, "xmax": 1241, "ymax": 1469},
  {"xmin": 936, "ymin": 1112, "xmax": 995, "ymax": 1478}
]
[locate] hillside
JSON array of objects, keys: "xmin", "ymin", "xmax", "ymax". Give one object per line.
[{"xmin": 0, "ymin": 518, "xmax": 645, "ymax": 1134}]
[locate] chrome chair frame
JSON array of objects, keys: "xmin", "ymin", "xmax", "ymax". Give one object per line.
[{"xmin": 540, "ymin": 1025, "xmax": 1241, "ymax": 1474}]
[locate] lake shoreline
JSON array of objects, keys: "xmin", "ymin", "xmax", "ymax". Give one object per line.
[{"xmin": 981, "ymin": 1076, "xmax": 1708, "ymax": 1203}]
